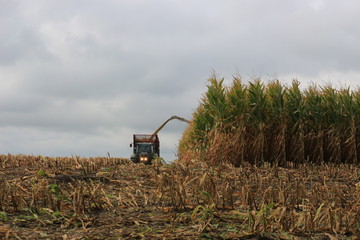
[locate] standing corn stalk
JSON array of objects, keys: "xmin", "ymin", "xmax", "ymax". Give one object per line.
[
  {"xmin": 322, "ymin": 86, "xmax": 342, "ymax": 163},
  {"xmin": 304, "ymin": 86, "xmax": 325, "ymax": 164},
  {"xmin": 226, "ymin": 76, "xmax": 247, "ymax": 166},
  {"xmin": 339, "ymin": 88, "xmax": 357, "ymax": 164},
  {"xmin": 285, "ymin": 80, "xmax": 305, "ymax": 165},
  {"xmin": 247, "ymin": 79, "xmax": 267, "ymax": 166},
  {"xmin": 267, "ymin": 80, "xmax": 287, "ymax": 166}
]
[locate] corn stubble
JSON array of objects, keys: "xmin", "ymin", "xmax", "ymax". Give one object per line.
[{"xmin": 0, "ymin": 154, "xmax": 359, "ymax": 239}]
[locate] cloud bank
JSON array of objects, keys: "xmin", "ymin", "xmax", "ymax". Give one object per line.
[{"xmin": 1, "ymin": 0, "xmax": 359, "ymax": 161}]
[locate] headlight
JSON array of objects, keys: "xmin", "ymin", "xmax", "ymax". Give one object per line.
[{"xmin": 140, "ymin": 157, "xmax": 148, "ymax": 162}]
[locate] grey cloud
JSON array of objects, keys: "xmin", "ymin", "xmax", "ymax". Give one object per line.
[
  {"xmin": 0, "ymin": 22, "xmax": 50, "ymax": 64},
  {"xmin": 1, "ymin": 0, "xmax": 360, "ymax": 161}
]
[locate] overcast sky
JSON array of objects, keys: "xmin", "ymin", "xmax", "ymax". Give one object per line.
[{"xmin": 1, "ymin": 0, "xmax": 360, "ymax": 161}]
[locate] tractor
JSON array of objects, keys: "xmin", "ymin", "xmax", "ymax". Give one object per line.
[{"xmin": 130, "ymin": 116, "xmax": 190, "ymax": 164}]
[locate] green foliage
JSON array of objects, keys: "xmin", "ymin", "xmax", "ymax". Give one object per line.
[
  {"xmin": 248, "ymin": 79, "xmax": 267, "ymax": 126},
  {"xmin": 37, "ymin": 169, "xmax": 47, "ymax": 177},
  {"xmin": 226, "ymin": 76, "xmax": 247, "ymax": 125},
  {"xmin": 0, "ymin": 211, "xmax": 8, "ymax": 222},
  {"xmin": 49, "ymin": 184, "xmax": 71, "ymax": 202}
]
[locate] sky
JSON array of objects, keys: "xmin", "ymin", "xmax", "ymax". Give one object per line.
[{"xmin": 1, "ymin": 0, "xmax": 360, "ymax": 162}]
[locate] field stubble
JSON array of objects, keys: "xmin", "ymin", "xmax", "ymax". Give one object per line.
[{"xmin": 0, "ymin": 154, "xmax": 359, "ymax": 239}]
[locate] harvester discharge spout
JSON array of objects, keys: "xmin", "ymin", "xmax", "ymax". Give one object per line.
[{"xmin": 150, "ymin": 115, "xmax": 191, "ymax": 139}]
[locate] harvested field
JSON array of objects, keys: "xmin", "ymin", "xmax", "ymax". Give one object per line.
[{"xmin": 0, "ymin": 154, "xmax": 359, "ymax": 239}]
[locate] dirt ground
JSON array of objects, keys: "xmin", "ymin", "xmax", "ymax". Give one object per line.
[{"xmin": 0, "ymin": 155, "xmax": 359, "ymax": 239}]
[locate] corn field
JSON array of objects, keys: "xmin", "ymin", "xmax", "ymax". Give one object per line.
[{"xmin": 179, "ymin": 75, "xmax": 360, "ymax": 166}]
